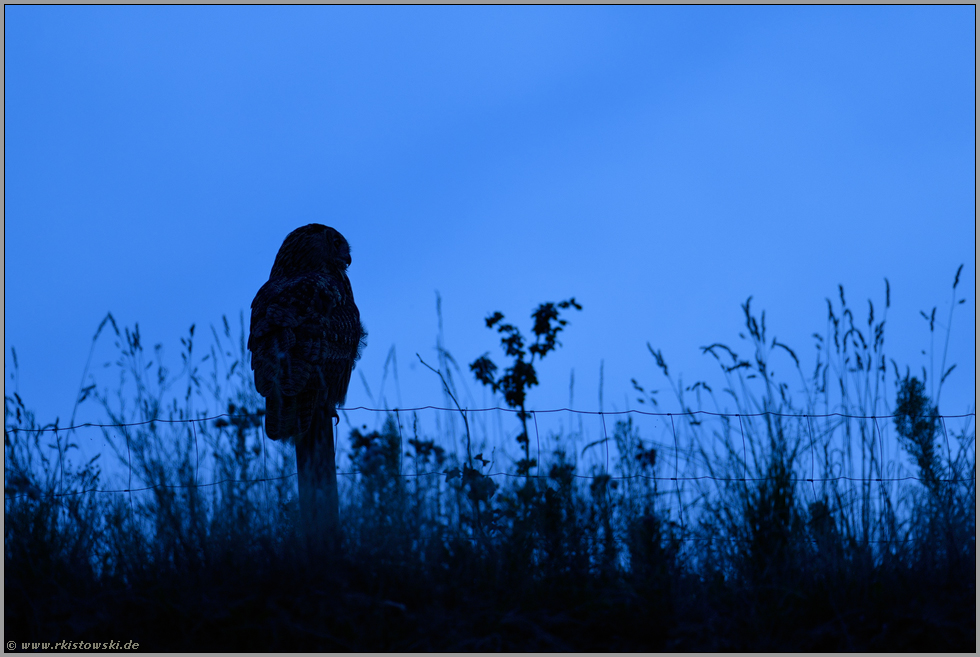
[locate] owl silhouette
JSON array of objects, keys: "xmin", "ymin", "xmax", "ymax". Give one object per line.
[{"xmin": 248, "ymin": 224, "xmax": 367, "ymax": 443}]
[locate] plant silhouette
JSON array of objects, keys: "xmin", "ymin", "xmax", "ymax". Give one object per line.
[{"xmin": 470, "ymin": 298, "xmax": 582, "ymax": 475}]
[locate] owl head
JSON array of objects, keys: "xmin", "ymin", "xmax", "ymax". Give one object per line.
[{"xmin": 270, "ymin": 224, "xmax": 352, "ymax": 277}]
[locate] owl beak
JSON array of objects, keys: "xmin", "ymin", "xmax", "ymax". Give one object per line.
[{"xmin": 344, "ymin": 254, "xmax": 352, "ymax": 267}]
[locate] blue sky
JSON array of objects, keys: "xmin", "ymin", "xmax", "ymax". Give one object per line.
[{"xmin": 5, "ymin": 6, "xmax": 976, "ymax": 445}]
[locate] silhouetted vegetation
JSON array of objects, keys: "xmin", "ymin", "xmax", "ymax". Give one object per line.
[
  {"xmin": 470, "ymin": 298, "xmax": 582, "ymax": 476},
  {"xmin": 5, "ymin": 274, "xmax": 974, "ymax": 650}
]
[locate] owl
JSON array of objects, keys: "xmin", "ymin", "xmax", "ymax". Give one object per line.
[{"xmin": 248, "ymin": 224, "xmax": 367, "ymax": 443}]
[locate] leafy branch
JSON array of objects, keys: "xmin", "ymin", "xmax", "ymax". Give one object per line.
[{"xmin": 470, "ymin": 298, "xmax": 582, "ymax": 476}]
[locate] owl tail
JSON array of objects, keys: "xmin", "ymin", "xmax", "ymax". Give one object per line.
[
  {"xmin": 262, "ymin": 391, "xmax": 286, "ymax": 441},
  {"xmin": 263, "ymin": 389, "xmax": 301, "ymax": 441},
  {"xmin": 264, "ymin": 389, "xmax": 322, "ymax": 443}
]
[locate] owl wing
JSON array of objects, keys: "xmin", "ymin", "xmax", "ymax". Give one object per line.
[{"xmin": 248, "ymin": 270, "xmax": 364, "ymax": 440}]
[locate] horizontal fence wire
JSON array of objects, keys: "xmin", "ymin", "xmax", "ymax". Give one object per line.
[
  {"xmin": 5, "ymin": 406, "xmax": 978, "ymax": 434},
  {"xmin": 4, "ymin": 406, "xmax": 975, "ymax": 502},
  {"xmin": 6, "ymin": 472, "xmax": 977, "ymax": 502}
]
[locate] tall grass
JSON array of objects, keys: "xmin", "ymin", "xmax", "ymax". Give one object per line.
[{"xmin": 5, "ymin": 273, "xmax": 974, "ymax": 650}]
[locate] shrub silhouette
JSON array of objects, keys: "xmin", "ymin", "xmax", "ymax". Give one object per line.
[{"xmin": 470, "ymin": 298, "xmax": 581, "ymax": 476}]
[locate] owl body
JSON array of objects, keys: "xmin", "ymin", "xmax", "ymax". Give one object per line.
[{"xmin": 248, "ymin": 224, "xmax": 366, "ymax": 442}]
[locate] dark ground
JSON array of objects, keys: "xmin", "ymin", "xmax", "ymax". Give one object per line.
[{"xmin": 6, "ymin": 547, "xmax": 974, "ymax": 651}]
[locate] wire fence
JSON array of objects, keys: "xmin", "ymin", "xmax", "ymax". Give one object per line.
[
  {"xmin": 5, "ymin": 406, "xmax": 975, "ymax": 551},
  {"xmin": 7, "ymin": 405, "xmax": 978, "ymax": 432},
  {"xmin": 5, "ymin": 406, "xmax": 975, "ymax": 501}
]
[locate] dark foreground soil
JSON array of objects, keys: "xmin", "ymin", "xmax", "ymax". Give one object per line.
[{"xmin": 6, "ymin": 553, "xmax": 974, "ymax": 651}]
